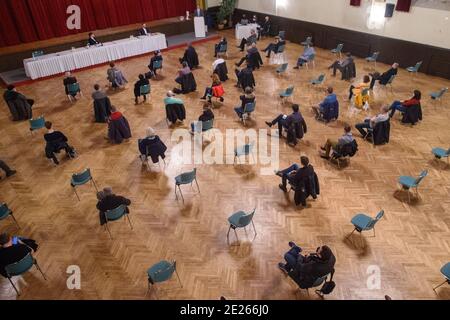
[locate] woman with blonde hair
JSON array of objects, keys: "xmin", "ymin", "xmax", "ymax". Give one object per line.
[{"xmin": 200, "ymin": 73, "xmax": 224, "ymax": 103}]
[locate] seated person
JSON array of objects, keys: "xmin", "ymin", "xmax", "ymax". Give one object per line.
[
  {"xmin": 240, "ymin": 14, "xmax": 249, "ymax": 25},
  {"xmin": 0, "ymin": 159, "xmax": 16, "ymax": 178},
  {"xmin": 107, "ymin": 62, "xmax": 127, "ymax": 89},
  {"xmin": 328, "ymin": 52, "xmax": 354, "ymax": 77},
  {"xmin": 138, "ymin": 23, "xmax": 150, "ymax": 36},
  {"xmin": 164, "ymin": 90, "xmax": 184, "ymax": 106},
  {"xmin": 87, "ymin": 32, "xmax": 99, "ymax": 46},
  {"xmin": 63, "ymin": 72, "xmax": 81, "ymax": 98},
  {"xmin": 212, "ymin": 58, "xmax": 228, "ymax": 82},
  {"xmin": 251, "ymin": 15, "xmax": 258, "ymax": 24},
  {"xmin": 278, "ymin": 242, "xmax": 336, "ymax": 289},
  {"xmin": 191, "ymin": 103, "xmax": 215, "ymax": 132},
  {"xmin": 311, "ymin": 87, "xmax": 338, "ymax": 119},
  {"xmin": 92, "ymin": 84, "xmax": 111, "ymax": 123},
  {"xmin": 349, "ymin": 75, "xmax": 371, "ymax": 103},
  {"xmin": 235, "ymin": 43, "xmax": 262, "ymax": 68},
  {"xmin": 179, "ymin": 43, "xmax": 199, "ymax": 69},
  {"xmin": 355, "ymin": 105, "xmax": 390, "ymax": 138},
  {"xmin": 214, "ymin": 37, "xmax": 227, "ymax": 58},
  {"xmin": 235, "ymin": 64, "xmax": 256, "ymax": 90},
  {"xmin": 261, "ymin": 36, "xmax": 285, "ymax": 58},
  {"xmin": 175, "ymin": 61, "xmax": 192, "ymax": 85},
  {"xmin": 265, "ymin": 104, "xmax": 306, "ymax": 139},
  {"xmin": 44, "ymin": 121, "xmax": 76, "ymax": 165},
  {"xmin": 107, "ymin": 105, "xmax": 132, "ymax": 144},
  {"xmin": 0, "ymin": 233, "xmax": 37, "ymax": 278},
  {"xmin": 96, "ymin": 187, "xmax": 131, "ymax": 226},
  {"xmin": 164, "ymin": 91, "xmax": 186, "ymax": 124},
  {"xmin": 3, "ymin": 85, "xmax": 34, "ymax": 121},
  {"xmin": 139, "ymin": 127, "xmax": 167, "ymax": 164},
  {"xmin": 389, "ymin": 90, "xmax": 421, "ymax": 118},
  {"xmin": 320, "ymin": 124, "xmax": 354, "ymax": 159},
  {"xmin": 234, "ymin": 87, "xmax": 256, "ymax": 118},
  {"xmin": 134, "ymin": 74, "xmax": 150, "ymax": 104},
  {"xmin": 238, "ymin": 29, "xmax": 257, "ymax": 52},
  {"xmin": 148, "ymin": 51, "xmax": 163, "ymax": 76},
  {"xmin": 294, "ymin": 44, "xmax": 316, "ymax": 69},
  {"xmin": 258, "ymin": 16, "xmax": 271, "ymax": 40},
  {"xmin": 369, "ymin": 63, "xmax": 399, "ymax": 90},
  {"xmin": 275, "ymin": 156, "xmax": 315, "ymax": 192},
  {"xmin": 92, "ymin": 84, "xmax": 107, "ymax": 100},
  {"xmin": 201, "ymin": 73, "xmax": 224, "ymax": 103}
]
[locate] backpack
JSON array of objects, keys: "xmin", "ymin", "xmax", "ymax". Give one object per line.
[{"xmin": 315, "ymin": 270, "xmax": 335, "ymax": 297}]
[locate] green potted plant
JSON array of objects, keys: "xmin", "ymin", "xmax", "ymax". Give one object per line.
[{"xmin": 217, "ymin": 0, "xmax": 237, "ymax": 29}]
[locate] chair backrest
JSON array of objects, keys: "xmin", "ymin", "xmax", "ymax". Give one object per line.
[
  {"xmin": 438, "ymin": 87, "xmax": 448, "ymax": 98},
  {"xmin": 29, "ymin": 116, "xmax": 45, "ymax": 130},
  {"xmin": 153, "ymin": 60, "xmax": 162, "ymax": 69},
  {"xmin": 105, "ymin": 204, "xmax": 127, "ymax": 221},
  {"xmin": 278, "ymin": 31, "xmax": 286, "ymax": 39},
  {"xmin": 361, "ymin": 88, "xmax": 370, "ymax": 97},
  {"xmin": 219, "ymin": 43, "xmax": 227, "ymax": 52},
  {"xmin": 32, "ymin": 50, "xmax": 44, "ymax": 58},
  {"xmin": 317, "ymin": 74, "xmax": 325, "ymax": 82},
  {"xmin": 372, "ymin": 52, "xmax": 380, "ymax": 60},
  {"xmin": 72, "ymin": 168, "xmax": 92, "ymax": 184},
  {"xmin": 148, "ymin": 260, "xmax": 175, "ymax": 283},
  {"xmin": 276, "ymin": 45, "xmax": 285, "ymax": 54},
  {"xmin": 414, "ymin": 170, "xmax": 428, "ymax": 185},
  {"xmin": 366, "ymin": 210, "xmax": 384, "ymax": 230},
  {"xmin": 236, "ymin": 142, "xmax": 254, "ymax": 157},
  {"xmin": 67, "ymin": 82, "xmax": 80, "ymax": 94},
  {"xmin": 178, "ymin": 168, "xmax": 197, "ymax": 184},
  {"xmin": 277, "ymin": 63, "xmax": 288, "ymax": 73},
  {"xmin": 285, "ymin": 86, "xmax": 294, "ymax": 95},
  {"xmin": 308, "ymin": 54, "xmax": 316, "ymax": 61},
  {"xmin": 387, "ymin": 75, "xmax": 396, "ymax": 85},
  {"xmin": 5, "ymin": 253, "xmax": 34, "ymax": 277},
  {"xmin": 447, "ymin": 148, "xmax": 450, "ymax": 155},
  {"xmin": 305, "ymin": 36, "xmax": 312, "ymax": 43},
  {"xmin": 414, "ymin": 61, "xmax": 423, "ymax": 71},
  {"xmin": 0, "ymin": 203, "xmax": 10, "ymax": 219},
  {"xmin": 202, "ymin": 119, "xmax": 214, "ymax": 131},
  {"xmin": 336, "ymin": 43, "xmax": 343, "ymax": 52},
  {"xmin": 244, "ymin": 102, "xmax": 256, "ymax": 113},
  {"xmin": 237, "ymin": 208, "xmax": 256, "ymax": 228},
  {"xmin": 140, "ymin": 84, "xmax": 151, "ymax": 95}
]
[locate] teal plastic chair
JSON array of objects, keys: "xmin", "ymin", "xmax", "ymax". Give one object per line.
[
  {"xmin": 32, "ymin": 50, "xmax": 44, "ymax": 58},
  {"xmin": 104, "ymin": 204, "xmax": 133, "ymax": 239},
  {"xmin": 407, "ymin": 61, "xmax": 422, "ymax": 75},
  {"xmin": 152, "ymin": 60, "xmax": 163, "ymax": 78},
  {"xmin": 433, "ymin": 262, "xmax": 450, "ymax": 292},
  {"xmin": 218, "ymin": 43, "xmax": 228, "ymax": 58},
  {"xmin": 276, "ymin": 63, "xmax": 288, "ymax": 76},
  {"xmin": 430, "ymin": 88, "xmax": 448, "ymax": 105},
  {"xmin": 432, "ymin": 147, "xmax": 450, "ymax": 168},
  {"xmin": 227, "ymin": 208, "xmax": 257, "ymax": 244},
  {"xmin": 331, "ymin": 44, "xmax": 344, "ymax": 58},
  {"xmin": 66, "ymin": 83, "xmax": 81, "ymax": 102},
  {"xmin": 29, "ymin": 116, "xmax": 46, "ymax": 135},
  {"xmin": 398, "ymin": 170, "xmax": 428, "ymax": 203},
  {"xmin": 365, "ymin": 52, "xmax": 380, "ymax": 67},
  {"xmin": 175, "ymin": 168, "xmax": 199, "ymax": 203},
  {"xmin": 70, "ymin": 168, "xmax": 98, "ymax": 201},
  {"xmin": 310, "ymin": 74, "xmax": 325, "ymax": 86},
  {"xmin": 347, "ymin": 210, "xmax": 384, "ymax": 243},
  {"xmin": 0, "ymin": 203, "xmax": 20, "ymax": 228},
  {"xmin": 140, "ymin": 84, "xmax": 151, "ymax": 97},
  {"xmin": 241, "ymin": 102, "xmax": 256, "ymax": 126},
  {"xmin": 280, "ymin": 86, "xmax": 294, "ymax": 103},
  {"xmin": 301, "ymin": 36, "xmax": 312, "ymax": 46},
  {"xmin": 234, "ymin": 142, "xmax": 255, "ymax": 164},
  {"xmin": 278, "ymin": 31, "xmax": 286, "ymax": 40},
  {"xmin": 5, "ymin": 252, "xmax": 46, "ymax": 295},
  {"xmin": 147, "ymin": 260, "xmax": 182, "ymax": 298}
]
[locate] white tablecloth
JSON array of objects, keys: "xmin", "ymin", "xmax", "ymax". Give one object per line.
[
  {"xmin": 235, "ymin": 24, "xmax": 259, "ymax": 40},
  {"xmin": 24, "ymin": 33, "xmax": 167, "ymax": 80}
]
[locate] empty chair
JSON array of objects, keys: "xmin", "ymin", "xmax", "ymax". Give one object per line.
[
  {"xmin": 347, "ymin": 210, "xmax": 384, "ymax": 242},
  {"xmin": 226, "ymin": 208, "xmax": 257, "ymax": 244},
  {"xmin": 140, "ymin": 84, "xmax": 151, "ymax": 100},
  {"xmin": 407, "ymin": 61, "xmax": 422, "ymax": 75},
  {"xmin": 0, "ymin": 203, "xmax": 20, "ymax": 228},
  {"xmin": 430, "ymin": 87, "xmax": 448, "ymax": 105},
  {"xmin": 70, "ymin": 168, "xmax": 98, "ymax": 201},
  {"xmin": 234, "ymin": 143, "xmax": 255, "ymax": 164},
  {"xmin": 398, "ymin": 170, "xmax": 428, "ymax": 203},
  {"xmin": 276, "ymin": 63, "xmax": 288, "ymax": 76},
  {"xmin": 240, "ymin": 102, "xmax": 256, "ymax": 126},
  {"xmin": 365, "ymin": 52, "xmax": 380, "ymax": 67},
  {"xmin": 301, "ymin": 36, "xmax": 312, "ymax": 46},
  {"xmin": 433, "ymin": 262, "xmax": 450, "ymax": 292},
  {"xmin": 147, "ymin": 260, "xmax": 182, "ymax": 298},
  {"xmin": 331, "ymin": 44, "xmax": 343, "ymax": 58},
  {"xmin": 432, "ymin": 147, "xmax": 450, "ymax": 166},
  {"xmin": 280, "ymin": 86, "xmax": 294, "ymax": 103},
  {"xmin": 174, "ymin": 168, "xmax": 199, "ymax": 203},
  {"xmin": 29, "ymin": 116, "xmax": 45, "ymax": 135},
  {"xmin": 66, "ymin": 83, "xmax": 82, "ymax": 102},
  {"xmin": 103, "ymin": 204, "xmax": 133, "ymax": 239},
  {"xmin": 310, "ymin": 74, "xmax": 325, "ymax": 86},
  {"xmin": 4, "ymin": 252, "xmax": 46, "ymax": 295}
]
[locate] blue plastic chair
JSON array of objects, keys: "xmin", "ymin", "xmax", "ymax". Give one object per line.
[
  {"xmin": 227, "ymin": 208, "xmax": 257, "ymax": 244},
  {"xmin": 398, "ymin": 170, "xmax": 428, "ymax": 203},
  {"xmin": 433, "ymin": 262, "xmax": 450, "ymax": 292},
  {"xmin": 104, "ymin": 204, "xmax": 133, "ymax": 239},
  {"xmin": 66, "ymin": 83, "xmax": 81, "ymax": 102},
  {"xmin": 70, "ymin": 168, "xmax": 98, "ymax": 201},
  {"xmin": 310, "ymin": 74, "xmax": 325, "ymax": 86},
  {"xmin": 407, "ymin": 61, "xmax": 422, "ymax": 75},
  {"xmin": 430, "ymin": 87, "xmax": 448, "ymax": 105},
  {"xmin": 280, "ymin": 86, "xmax": 294, "ymax": 103},
  {"xmin": 432, "ymin": 147, "xmax": 450, "ymax": 168},
  {"xmin": 331, "ymin": 44, "xmax": 344, "ymax": 58},
  {"xmin": 241, "ymin": 102, "xmax": 256, "ymax": 126},
  {"xmin": 234, "ymin": 143, "xmax": 255, "ymax": 164},
  {"xmin": 32, "ymin": 50, "xmax": 44, "ymax": 58},
  {"xmin": 147, "ymin": 260, "xmax": 182, "ymax": 298},
  {"xmin": 348, "ymin": 210, "xmax": 384, "ymax": 242},
  {"xmin": 218, "ymin": 43, "xmax": 228, "ymax": 58},
  {"xmin": 5, "ymin": 252, "xmax": 46, "ymax": 295},
  {"xmin": 140, "ymin": 84, "xmax": 151, "ymax": 96},
  {"xmin": 278, "ymin": 31, "xmax": 286, "ymax": 40},
  {"xmin": 365, "ymin": 52, "xmax": 380, "ymax": 67},
  {"xmin": 380, "ymin": 74, "xmax": 396, "ymax": 94},
  {"xmin": 0, "ymin": 203, "xmax": 20, "ymax": 228},
  {"xmin": 29, "ymin": 116, "xmax": 46, "ymax": 135},
  {"xmin": 305, "ymin": 54, "xmax": 316, "ymax": 69},
  {"xmin": 152, "ymin": 60, "xmax": 163, "ymax": 78},
  {"xmin": 175, "ymin": 168, "xmax": 199, "ymax": 203},
  {"xmin": 301, "ymin": 36, "xmax": 312, "ymax": 46},
  {"xmin": 276, "ymin": 63, "xmax": 288, "ymax": 76}
]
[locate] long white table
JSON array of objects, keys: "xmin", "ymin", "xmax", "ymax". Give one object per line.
[
  {"xmin": 24, "ymin": 33, "xmax": 167, "ymax": 80},
  {"xmin": 235, "ymin": 23, "xmax": 259, "ymax": 40}
]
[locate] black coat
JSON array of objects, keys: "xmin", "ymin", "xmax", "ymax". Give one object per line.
[
  {"xmin": 134, "ymin": 78, "xmax": 150, "ymax": 97},
  {"xmin": 293, "ymin": 172, "xmax": 320, "ymax": 207},
  {"xmin": 177, "ymin": 73, "xmax": 197, "ymax": 94},
  {"xmin": 237, "ymin": 68, "xmax": 256, "ymax": 89},
  {"xmin": 63, "ymin": 77, "xmax": 78, "ymax": 95},
  {"xmin": 289, "ymin": 252, "xmax": 336, "ymax": 289},
  {"xmin": 379, "ymin": 68, "xmax": 398, "ymax": 85},
  {"xmin": 372, "ymin": 120, "xmax": 390, "ymax": 145},
  {"xmin": 321, "ymin": 100, "xmax": 339, "ymax": 122},
  {"xmin": 93, "ymin": 97, "xmax": 112, "ymax": 123},
  {"xmin": 0, "ymin": 244, "xmax": 32, "ymax": 277},
  {"xmin": 333, "ymin": 140, "xmax": 358, "ymax": 159},
  {"xmin": 108, "ymin": 115, "xmax": 132, "ymax": 144},
  {"xmin": 165, "ymin": 103, "xmax": 186, "ymax": 123},
  {"xmin": 402, "ymin": 104, "xmax": 422, "ymax": 125},
  {"xmin": 182, "ymin": 47, "xmax": 199, "ymax": 69},
  {"xmin": 214, "ymin": 62, "xmax": 229, "ymax": 82},
  {"xmin": 3, "ymin": 90, "xmax": 33, "ymax": 121},
  {"xmin": 247, "ymin": 51, "xmax": 263, "ymax": 70},
  {"xmin": 97, "ymin": 195, "xmax": 131, "ymax": 225},
  {"xmin": 286, "ymin": 118, "xmax": 308, "ymax": 146},
  {"xmin": 44, "ymin": 131, "xmax": 70, "ymax": 159},
  {"xmin": 341, "ymin": 61, "xmax": 356, "ymax": 80},
  {"xmin": 139, "ymin": 136, "xmax": 167, "ymax": 163}
]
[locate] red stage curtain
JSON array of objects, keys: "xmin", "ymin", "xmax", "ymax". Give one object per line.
[
  {"xmin": 350, "ymin": 0, "xmax": 361, "ymax": 6},
  {"xmin": 0, "ymin": 0, "xmax": 196, "ymax": 47},
  {"xmin": 396, "ymin": 0, "xmax": 412, "ymax": 12}
]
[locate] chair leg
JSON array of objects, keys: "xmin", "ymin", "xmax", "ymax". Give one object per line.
[
  {"xmin": 433, "ymin": 280, "xmax": 448, "ymax": 292},
  {"xmin": 226, "ymin": 225, "xmax": 232, "ymax": 243},
  {"xmin": 126, "ymin": 214, "xmax": 133, "ymax": 230},
  {"xmin": 175, "ymin": 183, "xmax": 178, "ymax": 200},
  {"xmin": 34, "ymin": 260, "xmax": 47, "ymax": 280},
  {"xmin": 178, "ymin": 185, "xmax": 185, "ymax": 203},
  {"xmin": 10, "ymin": 213, "xmax": 20, "ymax": 228},
  {"xmin": 251, "ymin": 220, "xmax": 257, "ymax": 236},
  {"xmin": 373, "ymin": 227, "xmax": 376, "ymax": 237},
  {"xmin": 8, "ymin": 277, "xmax": 20, "ymax": 296},
  {"xmin": 73, "ymin": 187, "xmax": 80, "ymax": 201},
  {"xmin": 91, "ymin": 178, "xmax": 99, "ymax": 192},
  {"xmin": 234, "ymin": 228, "xmax": 239, "ymax": 242},
  {"xmin": 175, "ymin": 269, "xmax": 183, "ymax": 288},
  {"xmin": 346, "ymin": 228, "xmax": 356, "ymax": 239},
  {"xmin": 195, "ymin": 178, "xmax": 200, "ymax": 193},
  {"xmin": 105, "ymin": 223, "xmax": 113, "ymax": 239}
]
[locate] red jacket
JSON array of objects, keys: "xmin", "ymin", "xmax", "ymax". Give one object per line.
[{"xmin": 402, "ymin": 98, "xmax": 420, "ymax": 107}]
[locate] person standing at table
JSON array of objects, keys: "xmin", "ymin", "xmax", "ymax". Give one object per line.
[
  {"xmin": 138, "ymin": 23, "xmax": 150, "ymax": 36},
  {"xmin": 88, "ymin": 32, "xmax": 99, "ymax": 46},
  {"xmin": 194, "ymin": 5, "xmax": 204, "ymax": 17}
]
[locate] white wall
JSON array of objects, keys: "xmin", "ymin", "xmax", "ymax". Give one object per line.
[
  {"xmin": 206, "ymin": 0, "xmax": 222, "ymax": 7},
  {"xmin": 236, "ymin": 0, "xmax": 450, "ymax": 49}
]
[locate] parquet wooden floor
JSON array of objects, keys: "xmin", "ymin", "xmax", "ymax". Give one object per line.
[{"xmin": 0, "ymin": 30, "xmax": 449, "ymax": 300}]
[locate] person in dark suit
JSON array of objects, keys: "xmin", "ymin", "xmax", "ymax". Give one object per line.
[
  {"xmin": 88, "ymin": 32, "xmax": 99, "ymax": 46},
  {"xmin": 194, "ymin": 5, "xmax": 204, "ymax": 17},
  {"xmin": 134, "ymin": 74, "xmax": 150, "ymax": 104},
  {"xmin": 369, "ymin": 63, "xmax": 399, "ymax": 90},
  {"xmin": 265, "ymin": 104, "xmax": 306, "ymax": 139},
  {"xmin": 191, "ymin": 103, "xmax": 214, "ymax": 132},
  {"xmin": 3, "ymin": 85, "xmax": 34, "ymax": 121},
  {"xmin": 328, "ymin": 52, "xmax": 354, "ymax": 77},
  {"xmin": 179, "ymin": 44, "xmax": 199, "ymax": 69},
  {"xmin": 234, "ymin": 86, "xmax": 256, "ymax": 118},
  {"xmin": 238, "ymin": 29, "xmax": 257, "ymax": 52},
  {"xmin": 96, "ymin": 187, "xmax": 131, "ymax": 226},
  {"xmin": 275, "ymin": 156, "xmax": 315, "ymax": 192},
  {"xmin": 262, "ymin": 36, "xmax": 285, "ymax": 58},
  {"xmin": 63, "ymin": 72, "xmax": 81, "ymax": 98},
  {"xmin": 44, "ymin": 121, "xmax": 76, "ymax": 165},
  {"xmin": 235, "ymin": 43, "xmax": 262, "ymax": 67},
  {"xmin": 258, "ymin": 16, "xmax": 271, "ymax": 40},
  {"xmin": 0, "ymin": 233, "xmax": 35, "ymax": 278},
  {"xmin": 240, "ymin": 14, "xmax": 249, "ymax": 25},
  {"xmin": 148, "ymin": 51, "xmax": 163, "ymax": 76},
  {"xmin": 138, "ymin": 23, "xmax": 150, "ymax": 36},
  {"xmin": 139, "ymin": 127, "xmax": 167, "ymax": 164},
  {"xmin": 235, "ymin": 64, "xmax": 256, "ymax": 90}
]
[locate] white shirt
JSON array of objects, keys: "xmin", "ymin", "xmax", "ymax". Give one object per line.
[{"xmin": 212, "ymin": 58, "xmax": 225, "ymax": 71}]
